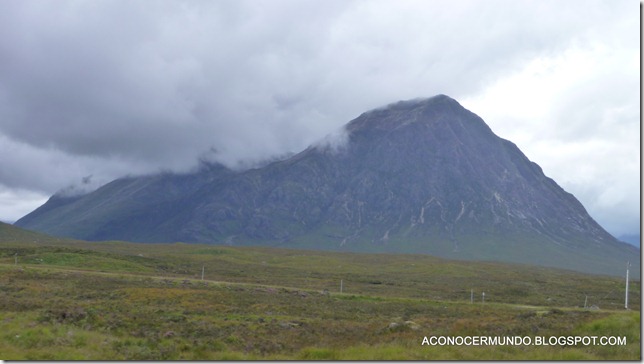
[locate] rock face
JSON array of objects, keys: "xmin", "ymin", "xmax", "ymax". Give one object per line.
[{"xmin": 15, "ymin": 95, "xmax": 639, "ymax": 276}]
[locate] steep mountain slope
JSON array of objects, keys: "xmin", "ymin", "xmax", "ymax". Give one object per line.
[
  {"xmin": 16, "ymin": 162, "xmax": 234, "ymax": 242},
  {"xmin": 15, "ymin": 95, "xmax": 639, "ymax": 276}
]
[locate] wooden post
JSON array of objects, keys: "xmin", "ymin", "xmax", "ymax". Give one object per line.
[{"xmin": 625, "ymin": 262, "xmax": 630, "ymax": 309}]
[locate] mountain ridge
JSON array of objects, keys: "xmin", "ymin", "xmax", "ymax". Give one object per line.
[{"xmin": 15, "ymin": 95, "xmax": 639, "ymax": 276}]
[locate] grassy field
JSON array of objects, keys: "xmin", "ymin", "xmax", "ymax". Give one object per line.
[{"xmin": 0, "ymin": 233, "xmax": 640, "ymax": 360}]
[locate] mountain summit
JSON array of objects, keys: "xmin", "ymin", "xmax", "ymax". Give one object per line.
[{"xmin": 16, "ymin": 95, "xmax": 639, "ymax": 276}]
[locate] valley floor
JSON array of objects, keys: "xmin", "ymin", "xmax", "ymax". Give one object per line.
[{"xmin": 0, "ymin": 242, "xmax": 640, "ymax": 360}]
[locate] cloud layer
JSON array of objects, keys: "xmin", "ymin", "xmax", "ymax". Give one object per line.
[{"xmin": 0, "ymin": 0, "xmax": 638, "ymax": 238}]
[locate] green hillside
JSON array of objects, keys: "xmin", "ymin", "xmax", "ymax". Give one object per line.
[
  {"xmin": 0, "ymin": 225, "xmax": 640, "ymax": 360},
  {"xmin": 0, "ymin": 221, "xmax": 82, "ymax": 245}
]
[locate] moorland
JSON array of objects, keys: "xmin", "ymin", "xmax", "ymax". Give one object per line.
[{"xmin": 0, "ymin": 224, "xmax": 639, "ymax": 360}]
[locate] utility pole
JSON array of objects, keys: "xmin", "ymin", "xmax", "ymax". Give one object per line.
[
  {"xmin": 201, "ymin": 266, "xmax": 205, "ymax": 281},
  {"xmin": 470, "ymin": 289, "xmax": 474, "ymax": 304},
  {"xmin": 482, "ymin": 291, "xmax": 485, "ymax": 304},
  {"xmin": 624, "ymin": 261, "xmax": 630, "ymax": 309}
]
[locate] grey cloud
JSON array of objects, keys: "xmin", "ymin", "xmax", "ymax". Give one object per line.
[
  {"xmin": 0, "ymin": 1, "xmax": 351, "ymax": 167},
  {"xmin": 0, "ymin": 0, "xmax": 617, "ymax": 166},
  {"xmin": 0, "ymin": 134, "xmax": 147, "ymax": 193},
  {"xmin": 0, "ymin": 187, "xmax": 47, "ymax": 224}
]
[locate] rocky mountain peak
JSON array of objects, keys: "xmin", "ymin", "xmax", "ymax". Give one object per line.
[{"xmin": 346, "ymin": 94, "xmax": 469, "ymax": 133}]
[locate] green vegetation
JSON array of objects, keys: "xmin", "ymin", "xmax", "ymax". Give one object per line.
[{"xmin": 0, "ymin": 228, "xmax": 640, "ymax": 360}]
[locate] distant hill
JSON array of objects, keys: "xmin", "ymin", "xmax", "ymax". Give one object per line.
[
  {"xmin": 619, "ymin": 234, "xmax": 640, "ymax": 247},
  {"xmin": 0, "ymin": 221, "xmax": 78, "ymax": 246},
  {"xmin": 15, "ymin": 95, "xmax": 639, "ymax": 276}
]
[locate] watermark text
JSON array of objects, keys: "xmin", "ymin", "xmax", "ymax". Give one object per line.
[{"xmin": 421, "ymin": 335, "xmax": 626, "ymax": 347}]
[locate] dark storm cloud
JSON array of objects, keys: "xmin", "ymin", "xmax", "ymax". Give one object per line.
[
  {"xmin": 0, "ymin": 1, "xmax": 355, "ymax": 172},
  {"xmin": 0, "ymin": 0, "xmax": 607, "ymax": 167},
  {"xmin": 0, "ymin": 0, "xmax": 638, "ymax": 237}
]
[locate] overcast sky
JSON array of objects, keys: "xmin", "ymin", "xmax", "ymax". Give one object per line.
[{"xmin": 0, "ymin": 0, "xmax": 639, "ymax": 239}]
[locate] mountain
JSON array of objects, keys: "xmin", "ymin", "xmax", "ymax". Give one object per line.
[{"xmin": 15, "ymin": 95, "xmax": 639, "ymax": 276}]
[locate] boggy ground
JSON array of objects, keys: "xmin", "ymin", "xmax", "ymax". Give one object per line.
[{"xmin": 0, "ymin": 241, "xmax": 640, "ymax": 360}]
